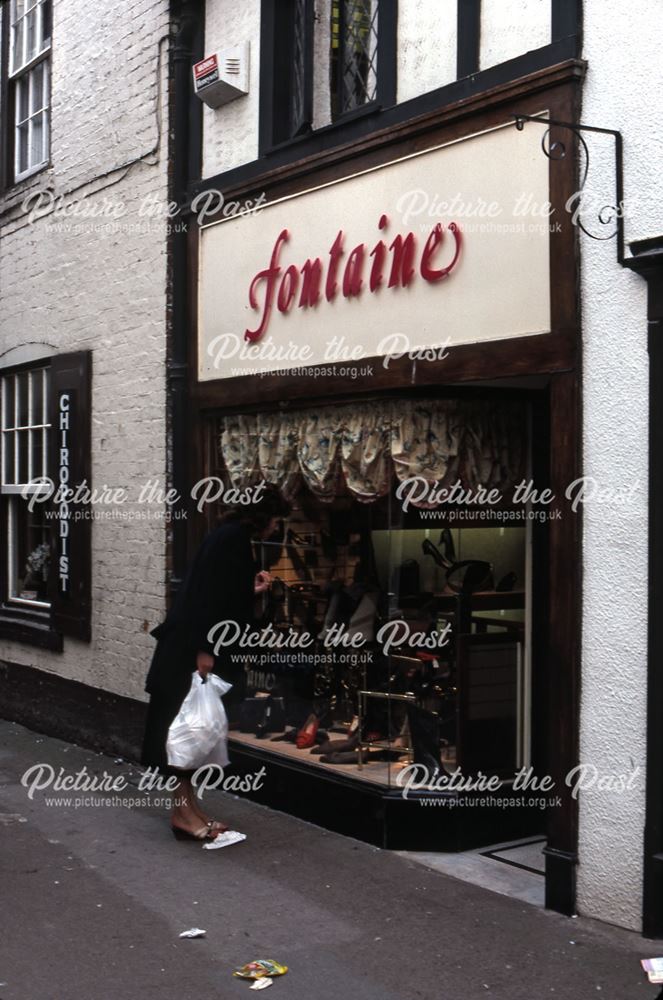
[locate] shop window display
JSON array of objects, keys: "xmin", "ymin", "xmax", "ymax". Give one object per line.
[{"xmin": 204, "ymin": 396, "xmax": 530, "ymax": 790}]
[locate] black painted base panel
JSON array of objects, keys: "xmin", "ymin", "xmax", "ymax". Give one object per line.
[
  {"xmin": 0, "ymin": 659, "xmax": 542, "ymax": 852},
  {"xmin": 0, "ymin": 659, "xmax": 147, "ymax": 762},
  {"xmin": 227, "ymin": 740, "xmax": 543, "ymax": 851}
]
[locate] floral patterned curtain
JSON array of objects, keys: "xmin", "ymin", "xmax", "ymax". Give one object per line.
[
  {"xmin": 257, "ymin": 411, "xmax": 301, "ymax": 499},
  {"xmin": 219, "ymin": 413, "xmax": 258, "ymax": 487},
  {"xmin": 390, "ymin": 398, "xmax": 463, "ymax": 488},
  {"xmin": 218, "ymin": 398, "xmax": 526, "ymax": 504}
]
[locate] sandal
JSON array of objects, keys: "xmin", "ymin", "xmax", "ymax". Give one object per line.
[
  {"xmin": 205, "ymin": 820, "xmax": 228, "ymax": 835},
  {"xmin": 171, "ymin": 819, "xmax": 228, "ymax": 841},
  {"xmin": 171, "ymin": 822, "xmax": 218, "ymax": 841}
]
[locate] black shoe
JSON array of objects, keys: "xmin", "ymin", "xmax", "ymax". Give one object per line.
[{"xmin": 311, "ymin": 730, "xmax": 359, "ymax": 756}]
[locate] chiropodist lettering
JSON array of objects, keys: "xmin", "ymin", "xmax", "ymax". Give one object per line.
[{"xmin": 57, "ymin": 391, "xmax": 71, "ymax": 594}]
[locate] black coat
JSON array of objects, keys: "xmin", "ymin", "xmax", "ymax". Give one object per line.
[{"xmin": 141, "ymin": 519, "xmax": 256, "ymax": 770}]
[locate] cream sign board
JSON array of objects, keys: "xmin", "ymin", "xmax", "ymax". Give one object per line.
[{"xmin": 198, "ymin": 120, "xmax": 551, "ymax": 380}]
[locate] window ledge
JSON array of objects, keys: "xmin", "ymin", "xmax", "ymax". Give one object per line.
[
  {"xmin": 13, "ymin": 159, "xmax": 50, "ymax": 186},
  {"xmin": 0, "ymin": 606, "xmax": 62, "ymax": 651},
  {"xmin": 262, "ymin": 101, "xmax": 382, "ymax": 157}
]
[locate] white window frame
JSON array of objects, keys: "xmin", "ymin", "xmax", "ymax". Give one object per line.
[
  {"xmin": 0, "ymin": 366, "xmax": 51, "ymax": 609},
  {"xmin": 9, "ymin": 0, "xmax": 51, "ymax": 182}
]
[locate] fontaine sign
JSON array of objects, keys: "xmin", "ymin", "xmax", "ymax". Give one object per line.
[{"xmin": 198, "ymin": 119, "xmax": 552, "ymax": 380}]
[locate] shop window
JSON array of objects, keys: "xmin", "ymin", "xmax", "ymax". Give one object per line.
[
  {"xmin": 1, "ymin": 0, "xmax": 52, "ymax": 186},
  {"xmin": 204, "ymin": 395, "xmax": 531, "ymax": 790},
  {"xmin": 259, "ymin": 0, "xmax": 396, "ymax": 152}
]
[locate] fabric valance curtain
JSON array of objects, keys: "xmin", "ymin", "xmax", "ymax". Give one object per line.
[{"xmin": 218, "ymin": 398, "xmax": 526, "ymax": 503}]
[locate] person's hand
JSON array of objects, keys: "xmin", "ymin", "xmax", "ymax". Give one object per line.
[
  {"xmin": 196, "ymin": 651, "xmax": 215, "ymax": 678},
  {"xmin": 254, "ymin": 570, "xmax": 272, "ymax": 594}
]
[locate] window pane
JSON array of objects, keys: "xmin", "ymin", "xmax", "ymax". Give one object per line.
[
  {"xmin": 10, "ymin": 498, "xmax": 51, "ymax": 603},
  {"xmin": 43, "ymin": 369, "xmax": 49, "ymax": 425},
  {"xmin": 17, "ymin": 77, "xmax": 29, "ymax": 123},
  {"xmin": 26, "ymin": 8, "xmax": 37, "ymax": 62},
  {"xmin": 12, "ymin": 2, "xmax": 27, "ymax": 24},
  {"xmin": 3, "ymin": 432, "xmax": 16, "ymax": 484},
  {"xmin": 41, "ymin": 426, "xmax": 48, "ymax": 477},
  {"xmin": 17, "ymin": 372, "xmax": 29, "ymax": 426},
  {"xmin": 17, "ymin": 429, "xmax": 29, "ymax": 483},
  {"xmin": 31, "ymin": 370, "xmax": 43, "ymax": 424},
  {"xmin": 31, "ymin": 427, "xmax": 43, "ymax": 479},
  {"xmin": 31, "ymin": 62, "xmax": 44, "ymax": 112},
  {"xmin": 3, "ymin": 376, "xmax": 16, "ymax": 430},
  {"xmin": 30, "ymin": 113, "xmax": 44, "ymax": 165},
  {"xmin": 17, "ymin": 122, "xmax": 29, "ymax": 173},
  {"xmin": 331, "ymin": 0, "xmax": 379, "ymax": 119},
  {"xmin": 11, "ymin": 15, "xmax": 25, "ymax": 73},
  {"xmin": 41, "ymin": 0, "xmax": 52, "ymax": 45}
]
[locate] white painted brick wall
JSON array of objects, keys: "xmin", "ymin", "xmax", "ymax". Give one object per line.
[
  {"xmin": 203, "ymin": 0, "xmax": 261, "ymax": 178},
  {"xmin": 0, "ymin": 0, "xmax": 171, "ymax": 703}
]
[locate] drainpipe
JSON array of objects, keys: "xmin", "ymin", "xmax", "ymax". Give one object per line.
[{"xmin": 167, "ymin": 0, "xmax": 203, "ymax": 596}]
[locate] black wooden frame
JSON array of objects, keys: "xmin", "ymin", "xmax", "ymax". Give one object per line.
[
  {"xmin": 258, "ymin": 0, "xmax": 315, "ymax": 154},
  {"xmin": 456, "ymin": 0, "xmax": 481, "ymax": 78}
]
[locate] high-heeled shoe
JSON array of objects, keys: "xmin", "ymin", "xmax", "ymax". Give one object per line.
[
  {"xmin": 311, "ymin": 715, "xmax": 359, "ymax": 754},
  {"xmin": 296, "ymin": 713, "xmax": 320, "ymax": 749},
  {"xmin": 311, "ymin": 729, "xmax": 359, "ymax": 756}
]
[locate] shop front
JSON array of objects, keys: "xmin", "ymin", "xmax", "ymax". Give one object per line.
[{"xmin": 187, "ymin": 64, "xmax": 582, "ymax": 910}]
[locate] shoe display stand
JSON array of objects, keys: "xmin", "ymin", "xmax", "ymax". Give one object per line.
[{"xmin": 357, "ymin": 690, "xmax": 416, "ymax": 769}]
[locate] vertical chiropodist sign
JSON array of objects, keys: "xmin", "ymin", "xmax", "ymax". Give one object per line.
[
  {"xmin": 49, "ymin": 352, "xmax": 92, "ymax": 640},
  {"xmin": 57, "ymin": 389, "xmax": 72, "ymax": 594}
]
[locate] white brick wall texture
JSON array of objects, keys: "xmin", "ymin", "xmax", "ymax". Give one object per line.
[{"xmin": 0, "ymin": 0, "xmax": 171, "ymax": 703}]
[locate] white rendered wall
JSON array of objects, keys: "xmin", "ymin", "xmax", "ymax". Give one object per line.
[
  {"xmin": 397, "ymin": 0, "xmax": 457, "ymax": 102},
  {"xmin": 0, "ymin": 0, "xmax": 171, "ymax": 703},
  {"xmin": 576, "ymin": 0, "xmax": 663, "ymax": 930},
  {"xmin": 202, "ymin": 0, "xmax": 261, "ymax": 178},
  {"xmin": 480, "ymin": 0, "xmax": 550, "ymax": 70}
]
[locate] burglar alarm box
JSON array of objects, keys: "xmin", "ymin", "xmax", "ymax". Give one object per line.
[{"xmin": 193, "ymin": 44, "xmax": 250, "ymax": 109}]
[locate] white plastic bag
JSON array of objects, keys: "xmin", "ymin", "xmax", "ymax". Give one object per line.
[{"xmin": 166, "ymin": 672, "xmax": 232, "ymax": 770}]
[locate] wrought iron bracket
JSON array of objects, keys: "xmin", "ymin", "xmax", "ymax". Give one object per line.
[{"xmin": 513, "ymin": 113, "xmax": 625, "ymax": 265}]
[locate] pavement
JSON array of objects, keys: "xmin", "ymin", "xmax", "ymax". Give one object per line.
[{"xmin": 0, "ymin": 718, "xmax": 659, "ymax": 1000}]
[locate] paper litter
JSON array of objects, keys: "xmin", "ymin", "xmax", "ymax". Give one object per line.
[
  {"xmin": 641, "ymin": 958, "xmax": 663, "ymax": 984},
  {"xmin": 203, "ymin": 830, "xmax": 247, "ymax": 850},
  {"xmin": 179, "ymin": 928, "xmax": 206, "ymax": 939}
]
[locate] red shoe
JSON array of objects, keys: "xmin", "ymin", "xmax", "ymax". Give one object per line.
[{"xmin": 296, "ymin": 713, "xmax": 320, "ymax": 749}]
